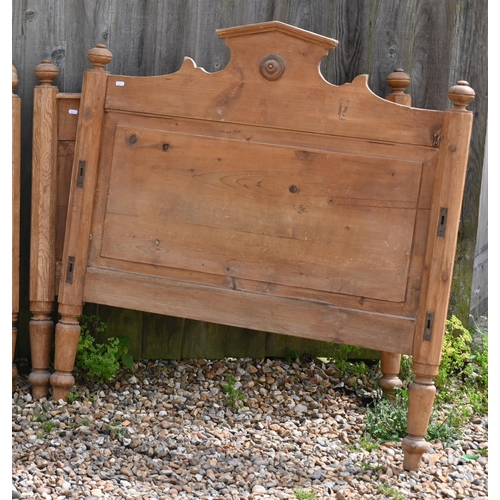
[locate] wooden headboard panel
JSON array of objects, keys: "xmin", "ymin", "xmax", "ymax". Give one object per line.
[{"xmin": 51, "ymin": 22, "xmax": 474, "ymax": 470}]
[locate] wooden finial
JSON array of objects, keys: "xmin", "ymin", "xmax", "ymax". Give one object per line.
[
  {"xmin": 87, "ymin": 44, "xmax": 113, "ymax": 70},
  {"xmin": 12, "ymin": 64, "xmax": 18, "ymax": 92},
  {"xmin": 448, "ymin": 80, "xmax": 475, "ymax": 110},
  {"xmin": 386, "ymin": 68, "xmax": 411, "ymax": 106},
  {"xmin": 387, "ymin": 68, "xmax": 411, "ymax": 95},
  {"xmin": 34, "ymin": 60, "xmax": 58, "ymax": 86}
]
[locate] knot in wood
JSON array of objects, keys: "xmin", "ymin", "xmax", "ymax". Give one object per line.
[{"xmin": 260, "ymin": 54, "xmax": 286, "ymax": 81}]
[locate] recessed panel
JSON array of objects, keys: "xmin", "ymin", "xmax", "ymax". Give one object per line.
[{"xmin": 100, "ymin": 125, "xmax": 423, "ymax": 302}]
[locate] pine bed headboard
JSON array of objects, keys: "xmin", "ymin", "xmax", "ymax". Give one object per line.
[{"xmin": 49, "ymin": 22, "xmax": 474, "ymax": 470}]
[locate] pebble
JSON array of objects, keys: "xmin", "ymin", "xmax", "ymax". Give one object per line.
[{"xmin": 12, "ymin": 358, "xmax": 488, "ymax": 499}]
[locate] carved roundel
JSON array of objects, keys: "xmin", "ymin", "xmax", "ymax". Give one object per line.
[{"xmin": 259, "ymin": 53, "xmax": 286, "ymax": 81}]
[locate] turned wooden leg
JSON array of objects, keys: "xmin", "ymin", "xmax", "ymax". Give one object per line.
[
  {"xmin": 402, "ymin": 375, "xmax": 436, "ymax": 470},
  {"xmin": 378, "ymin": 352, "xmax": 402, "ymax": 398},
  {"xmin": 28, "ymin": 304, "xmax": 55, "ymax": 399},
  {"xmin": 50, "ymin": 315, "xmax": 80, "ymax": 402},
  {"xmin": 12, "ymin": 314, "xmax": 18, "ymax": 381}
]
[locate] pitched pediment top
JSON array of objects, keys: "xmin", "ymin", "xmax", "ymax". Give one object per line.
[{"xmin": 216, "ymin": 21, "xmax": 338, "ymax": 50}]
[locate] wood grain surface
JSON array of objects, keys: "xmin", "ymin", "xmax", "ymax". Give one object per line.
[{"xmin": 14, "ymin": 1, "xmax": 486, "ymax": 361}]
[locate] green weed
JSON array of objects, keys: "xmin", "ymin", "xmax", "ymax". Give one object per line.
[
  {"xmin": 359, "ymin": 435, "xmax": 380, "ymax": 452},
  {"xmin": 294, "ymin": 488, "xmax": 316, "ymax": 500},
  {"xmin": 327, "ymin": 343, "xmax": 362, "ymax": 378},
  {"xmin": 42, "ymin": 421, "xmax": 57, "ymax": 433},
  {"xmin": 366, "ymin": 387, "xmax": 461, "ymax": 444},
  {"xmin": 377, "ymin": 484, "xmax": 405, "ymax": 499},
  {"xmin": 67, "ymin": 392, "xmax": 80, "ymax": 403},
  {"xmin": 75, "ymin": 314, "xmax": 134, "ymax": 382},
  {"xmin": 33, "ymin": 412, "xmax": 44, "ymax": 423},
  {"xmin": 366, "ymin": 315, "xmax": 487, "ymax": 446},
  {"xmin": 365, "ymin": 388, "xmax": 409, "ymax": 442},
  {"xmin": 435, "ymin": 317, "xmax": 488, "ymax": 415},
  {"xmin": 359, "ymin": 460, "xmax": 383, "ymax": 472},
  {"xmin": 222, "ymin": 374, "xmax": 245, "ymax": 410},
  {"xmin": 107, "ymin": 421, "xmax": 126, "ymax": 436},
  {"xmin": 284, "ymin": 347, "xmax": 299, "ymax": 364}
]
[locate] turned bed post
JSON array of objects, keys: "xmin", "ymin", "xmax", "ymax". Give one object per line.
[
  {"xmin": 12, "ymin": 65, "xmax": 21, "ymax": 382},
  {"xmin": 50, "ymin": 45, "xmax": 113, "ymax": 401},
  {"xmin": 28, "ymin": 60, "xmax": 59, "ymax": 399},
  {"xmin": 402, "ymin": 81, "xmax": 475, "ymax": 470},
  {"xmin": 378, "ymin": 68, "xmax": 412, "ymax": 397}
]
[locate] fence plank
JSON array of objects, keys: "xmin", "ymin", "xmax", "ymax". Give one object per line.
[
  {"xmin": 141, "ymin": 313, "xmax": 185, "ymax": 360},
  {"xmin": 96, "ymin": 305, "xmax": 143, "ymax": 361},
  {"xmin": 447, "ymin": 0, "xmax": 488, "ymax": 322}
]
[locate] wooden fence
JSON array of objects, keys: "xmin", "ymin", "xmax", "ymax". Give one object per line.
[{"xmin": 12, "ymin": 0, "xmax": 487, "ymax": 361}]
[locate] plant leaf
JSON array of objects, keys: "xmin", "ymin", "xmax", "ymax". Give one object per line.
[{"xmin": 121, "ymin": 353, "xmax": 134, "ymax": 369}]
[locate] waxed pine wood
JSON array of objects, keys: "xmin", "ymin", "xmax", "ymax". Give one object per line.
[
  {"xmin": 28, "ymin": 62, "xmax": 81, "ymax": 400},
  {"xmin": 51, "ymin": 22, "xmax": 474, "ymax": 470},
  {"xmin": 29, "ymin": 61, "xmax": 59, "ymax": 399},
  {"xmin": 13, "ymin": 2, "xmax": 487, "ymax": 363}
]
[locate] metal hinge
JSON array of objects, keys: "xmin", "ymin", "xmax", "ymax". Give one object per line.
[
  {"xmin": 423, "ymin": 312, "xmax": 434, "ymax": 341},
  {"xmin": 66, "ymin": 256, "xmax": 75, "ymax": 284},
  {"xmin": 437, "ymin": 208, "xmax": 448, "ymax": 237},
  {"xmin": 77, "ymin": 160, "xmax": 86, "ymax": 188}
]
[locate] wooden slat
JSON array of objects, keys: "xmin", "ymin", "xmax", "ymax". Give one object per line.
[
  {"xmin": 225, "ymin": 327, "xmax": 268, "ymax": 360},
  {"xmin": 83, "ymin": 266, "xmax": 415, "ymax": 355},
  {"xmin": 56, "ymin": 94, "xmax": 80, "ymax": 140},
  {"xmin": 181, "ymin": 321, "xmax": 228, "ymax": 360},
  {"xmin": 141, "ymin": 313, "xmax": 184, "ymax": 360}
]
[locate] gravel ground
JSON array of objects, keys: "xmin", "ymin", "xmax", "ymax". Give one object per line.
[{"xmin": 12, "ymin": 357, "xmax": 488, "ymax": 499}]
